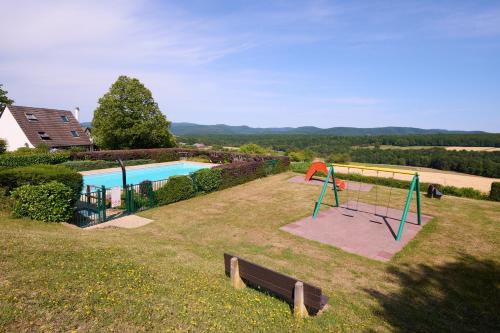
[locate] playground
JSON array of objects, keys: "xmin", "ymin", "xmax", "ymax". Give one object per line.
[
  {"xmin": 0, "ymin": 172, "xmax": 498, "ymax": 332},
  {"xmin": 283, "ymin": 162, "xmax": 433, "ymax": 261},
  {"xmin": 282, "ymin": 202, "xmax": 432, "ymax": 261}
]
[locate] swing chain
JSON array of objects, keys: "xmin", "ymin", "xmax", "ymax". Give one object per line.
[
  {"xmin": 355, "ymin": 168, "xmax": 363, "ymax": 211},
  {"xmin": 385, "ymin": 172, "xmax": 395, "ymax": 217},
  {"xmin": 374, "ymin": 170, "xmax": 379, "ymax": 215}
]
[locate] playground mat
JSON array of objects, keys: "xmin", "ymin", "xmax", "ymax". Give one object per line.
[
  {"xmin": 288, "ymin": 175, "xmax": 373, "ymax": 191},
  {"xmin": 281, "ymin": 201, "xmax": 433, "ymax": 262}
]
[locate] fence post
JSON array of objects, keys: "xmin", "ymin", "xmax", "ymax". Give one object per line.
[
  {"xmin": 101, "ymin": 185, "xmax": 106, "ymax": 222},
  {"xmin": 148, "ymin": 182, "xmax": 156, "ymax": 208},
  {"xmin": 96, "ymin": 188, "xmax": 102, "ymax": 224}
]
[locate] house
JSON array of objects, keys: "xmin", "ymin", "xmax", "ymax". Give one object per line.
[
  {"xmin": 83, "ymin": 126, "xmax": 93, "ymax": 143},
  {"xmin": 0, "ymin": 105, "xmax": 92, "ymax": 151}
]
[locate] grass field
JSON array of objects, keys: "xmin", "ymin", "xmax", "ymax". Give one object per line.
[
  {"xmin": 355, "ymin": 145, "xmax": 500, "ymax": 152},
  {"xmin": 1, "ymin": 172, "xmax": 499, "ymax": 332}
]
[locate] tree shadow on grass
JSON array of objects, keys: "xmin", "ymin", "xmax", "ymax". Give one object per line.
[{"xmin": 365, "ymin": 254, "xmax": 500, "ymax": 333}]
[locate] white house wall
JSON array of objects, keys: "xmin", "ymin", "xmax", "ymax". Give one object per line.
[{"xmin": 0, "ymin": 107, "xmax": 33, "ymax": 151}]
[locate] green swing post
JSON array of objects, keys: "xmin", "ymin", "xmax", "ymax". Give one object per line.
[
  {"xmin": 415, "ymin": 173, "xmax": 421, "ymax": 225},
  {"xmin": 396, "ymin": 175, "xmax": 417, "ymax": 241},
  {"xmin": 331, "ymin": 166, "xmax": 339, "ymax": 207},
  {"xmin": 312, "ymin": 166, "xmax": 334, "ymax": 219}
]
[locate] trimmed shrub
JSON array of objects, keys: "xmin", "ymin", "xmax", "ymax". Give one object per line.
[
  {"xmin": 216, "ymin": 161, "xmax": 262, "ymax": 189},
  {"xmin": 0, "ymin": 187, "xmax": 14, "ymax": 211},
  {"xmin": 193, "ymin": 168, "xmax": 222, "ymax": 192},
  {"xmin": 215, "ymin": 158, "xmax": 289, "ymax": 190},
  {"xmin": 11, "ymin": 181, "xmax": 74, "ymax": 222},
  {"xmin": 61, "ymin": 159, "xmax": 154, "ymax": 171},
  {"xmin": 490, "ymin": 182, "xmax": 500, "ymax": 201},
  {"xmin": 0, "ymin": 165, "xmax": 83, "ymax": 202},
  {"xmin": 0, "ymin": 138, "xmax": 6, "ymax": 154},
  {"xmin": 139, "ymin": 180, "xmax": 153, "ymax": 196},
  {"xmin": 156, "ymin": 176, "xmax": 195, "ymax": 205},
  {"xmin": 0, "ymin": 151, "xmax": 70, "ymax": 167}
]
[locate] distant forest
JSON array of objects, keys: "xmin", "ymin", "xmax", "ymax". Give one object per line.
[{"xmin": 179, "ymin": 133, "xmax": 500, "ymax": 178}]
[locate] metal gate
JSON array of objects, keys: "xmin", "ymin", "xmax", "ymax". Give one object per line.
[{"xmin": 73, "ymin": 186, "xmax": 107, "ymax": 227}]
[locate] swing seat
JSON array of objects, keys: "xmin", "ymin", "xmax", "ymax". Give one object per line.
[{"xmin": 336, "ymin": 179, "xmax": 346, "ymax": 191}]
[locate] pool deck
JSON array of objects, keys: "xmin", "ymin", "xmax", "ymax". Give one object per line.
[{"xmin": 79, "ymin": 161, "xmax": 218, "ymax": 176}]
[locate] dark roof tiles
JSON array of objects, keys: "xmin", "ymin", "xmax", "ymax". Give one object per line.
[{"xmin": 7, "ymin": 105, "xmax": 91, "ymax": 147}]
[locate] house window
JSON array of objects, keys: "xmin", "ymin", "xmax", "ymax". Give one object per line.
[
  {"xmin": 25, "ymin": 113, "xmax": 38, "ymax": 121},
  {"xmin": 38, "ymin": 132, "xmax": 51, "ymax": 140},
  {"xmin": 61, "ymin": 115, "xmax": 69, "ymax": 123},
  {"xmin": 70, "ymin": 130, "xmax": 80, "ymax": 138}
]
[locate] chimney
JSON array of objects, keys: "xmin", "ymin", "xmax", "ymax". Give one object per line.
[{"xmin": 73, "ymin": 107, "xmax": 80, "ymax": 121}]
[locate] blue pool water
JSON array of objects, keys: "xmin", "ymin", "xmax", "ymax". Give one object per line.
[{"xmin": 83, "ymin": 163, "xmax": 209, "ymax": 190}]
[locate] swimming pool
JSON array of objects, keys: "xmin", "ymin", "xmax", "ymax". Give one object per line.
[{"xmin": 82, "ymin": 162, "xmax": 210, "ymax": 190}]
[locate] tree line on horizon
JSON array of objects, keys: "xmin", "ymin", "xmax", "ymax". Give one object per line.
[
  {"xmin": 178, "ymin": 133, "xmax": 500, "ymax": 152},
  {"xmin": 180, "ymin": 134, "xmax": 500, "ymax": 178}
]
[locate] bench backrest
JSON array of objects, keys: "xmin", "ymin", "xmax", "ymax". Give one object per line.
[{"xmin": 224, "ymin": 253, "xmax": 326, "ymax": 314}]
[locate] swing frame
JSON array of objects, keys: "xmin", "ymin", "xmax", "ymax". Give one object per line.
[{"xmin": 312, "ymin": 163, "xmax": 422, "ymax": 241}]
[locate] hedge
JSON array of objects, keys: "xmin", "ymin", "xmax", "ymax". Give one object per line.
[
  {"xmin": 490, "ymin": 182, "xmax": 500, "ymax": 201},
  {"xmin": 0, "ymin": 165, "xmax": 83, "ymax": 202},
  {"xmin": 156, "ymin": 176, "xmax": 195, "ymax": 205},
  {"xmin": 193, "ymin": 168, "xmax": 222, "ymax": 192},
  {"xmin": 0, "ymin": 138, "xmax": 6, "ymax": 154},
  {"xmin": 151, "ymin": 157, "xmax": 289, "ymax": 206},
  {"xmin": 61, "ymin": 159, "xmax": 154, "ymax": 172},
  {"xmin": 11, "ymin": 181, "xmax": 74, "ymax": 222},
  {"xmin": 71, "ymin": 148, "xmax": 290, "ymax": 165},
  {"xmin": 0, "ymin": 151, "xmax": 70, "ymax": 167},
  {"xmin": 290, "ymin": 162, "xmax": 489, "ymax": 201},
  {"xmin": 0, "ymin": 187, "xmax": 14, "ymax": 212},
  {"xmin": 215, "ymin": 158, "xmax": 289, "ymax": 190}
]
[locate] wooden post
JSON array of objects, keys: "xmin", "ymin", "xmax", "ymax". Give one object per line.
[
  {"xmin": 294, "ymin": 281, "xmax": 309, "ymax": 319},
  {"xmin": 230, "ymin": 257, "xmax": 246, "ymax": 289}
]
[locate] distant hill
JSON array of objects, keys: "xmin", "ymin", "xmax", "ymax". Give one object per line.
[
  {"xmin": 80, "ymin": 121, "xmax": 486, "ymax": 136},
  {"xmin": 169, "ymin": 122, "xmax": 486, "ymax": 136}
]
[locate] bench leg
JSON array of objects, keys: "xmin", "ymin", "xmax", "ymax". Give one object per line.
[
  {"xmin": 294, "ymin": 281, "xmax": 309, "ymax": 319},
  {"xmin": 230, "ymin": 257, "xmax": 246, "ymax": 289}
]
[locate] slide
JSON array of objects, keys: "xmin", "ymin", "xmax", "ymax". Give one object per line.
[{"xmin": 305, "ymin": 161, "xmax": 346, "ymax": 190}]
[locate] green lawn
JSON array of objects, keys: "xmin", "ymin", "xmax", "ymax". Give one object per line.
[{"xmin": 1, "ymin": 172, "xmax": 499, "ymax": 332}]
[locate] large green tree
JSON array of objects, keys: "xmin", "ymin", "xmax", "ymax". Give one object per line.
[
  {"xmin": 92, "ymin": 76, "xmax": 176, "ymax": 149},
  {"xmin": 0, "ymin": 84, "xmax": 14, "ymax": 110}
]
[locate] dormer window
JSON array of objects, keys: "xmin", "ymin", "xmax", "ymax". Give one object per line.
[
  {"xmin": 70, "ymin": 130, "xmax": 80, "ymax": 138},
  {"xmin": 61, "ymin": 115, "xmax": 69, "ymax": 123},
  {"xmin": 38, "ymin": 131, "xmax": 51, "ymax": 140},
  {"xmin": 25, "ymin": 113, "xmax": 38, "ymax": 121}
]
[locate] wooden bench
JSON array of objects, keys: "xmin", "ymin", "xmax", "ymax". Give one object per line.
[{"xmin": 224, "ymin": 253, "xmax": 328, "ymax": 319}]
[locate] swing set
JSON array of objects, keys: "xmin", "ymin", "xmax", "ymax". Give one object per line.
[{"xmin": 312, "ymin": 163, "xmax": 422, "ymax": 241}]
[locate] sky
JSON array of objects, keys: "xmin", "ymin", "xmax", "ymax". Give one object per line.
[{"xmin": 1, "ymin": 0, "xmax": 499, "ymax": 131}]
